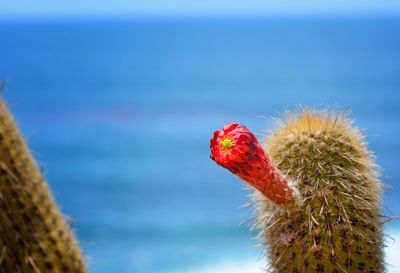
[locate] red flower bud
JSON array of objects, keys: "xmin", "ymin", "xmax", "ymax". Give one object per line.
[{"xmin": 210, "ymin": 123, "xmax": 297, "ymax": 208}]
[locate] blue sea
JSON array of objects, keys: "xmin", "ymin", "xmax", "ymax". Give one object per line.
[{"xmin": 0, "ymin": 16, "xmax": 400, "ymax": 273}]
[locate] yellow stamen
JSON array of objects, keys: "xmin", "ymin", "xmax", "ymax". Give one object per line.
[{"xmin": 220, "ymin": 138, "xmax": 234, "ymax": 148}]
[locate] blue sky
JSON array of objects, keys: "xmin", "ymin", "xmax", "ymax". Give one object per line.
[{"xmin": 1, "ymin": 0, "xmax": 400, "ymax": 17}]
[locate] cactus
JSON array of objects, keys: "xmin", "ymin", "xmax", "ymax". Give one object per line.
[
  {"xmin": 0, "ymin": 96, "xmax": 88, "ymax": 273},
  {"xmin": 210, "ymin": 109, "xmax": 385, "ymax": 273}
]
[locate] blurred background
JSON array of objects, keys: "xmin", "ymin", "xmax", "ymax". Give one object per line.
[{"xmin": 0, "ymin": 1, "xmax": 400, "ymax": 272}]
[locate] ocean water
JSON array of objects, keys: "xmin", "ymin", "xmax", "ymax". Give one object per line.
[{"xmin": 0, "ymin": 16, "xmax": 399, "ymax": 273}]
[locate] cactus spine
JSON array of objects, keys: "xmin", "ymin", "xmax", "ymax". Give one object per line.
[
  {"xmin": 254, "ymin": 110, "xmax": 384, "ymax": 273},
  {"xmin": 0, "ymin": 96, "xmax": 88, "ymax": 273}
]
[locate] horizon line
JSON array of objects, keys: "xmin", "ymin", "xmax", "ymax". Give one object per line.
[{"xmin": 1, "ymin": 9, "xmax": 400, "ymax": 21}]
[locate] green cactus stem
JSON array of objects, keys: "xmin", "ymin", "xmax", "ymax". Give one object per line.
[
  {"xmin": 253, "ymin": 109, "xmax": 385, "ymax": 273},
  {"xmin": 0, "ymin": 96, "xmax": 88, "ymax": 273},
  {"xmin": 209, "ymin": 109, "xmax": 387, "ymax": 273}
]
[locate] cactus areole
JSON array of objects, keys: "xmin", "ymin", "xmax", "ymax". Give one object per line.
[{"xmin": 209, "ymin": 111, "xmax": 385, "ymax": 273}]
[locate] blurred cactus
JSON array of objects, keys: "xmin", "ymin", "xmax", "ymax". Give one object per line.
[
  {"xmin": 0, "ymin": 95, "xmax": 87, "ymax": 273},
  {"xmin": 210, "ymin": 109, "xmax": 385, "ymax": 273}
]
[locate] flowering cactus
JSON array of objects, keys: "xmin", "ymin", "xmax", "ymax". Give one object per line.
[{"xmin": 210, "ymin": 110, "xmax": 385, "ymax": 273}]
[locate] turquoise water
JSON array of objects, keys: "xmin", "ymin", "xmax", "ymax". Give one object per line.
[{"xmin": 0, "ymin": 17, "xmax": 399, "ymax": 272}]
